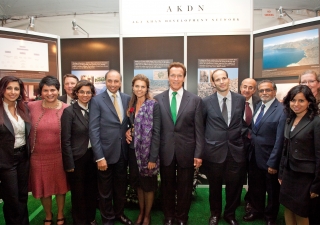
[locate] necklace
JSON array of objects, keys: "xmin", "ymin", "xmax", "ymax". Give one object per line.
[{"xmin": 42, "ymin": 99, "xmax": 60, "ymax": 109}]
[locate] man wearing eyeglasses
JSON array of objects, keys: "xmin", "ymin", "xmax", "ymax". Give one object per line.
[
  {"xmin": 243, "ymin": 80, "xmax": 286, "ymax": 225},
  {"xmin": 202, "ymin": 69, "xmax": 246, "ymax": 225},
  {"xmin": 239, "ymin": 78, "xmax": 261, "ymax": 214}
]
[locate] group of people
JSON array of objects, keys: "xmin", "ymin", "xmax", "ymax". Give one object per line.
[{"xmin": 0, "ymin": 63, "xmax": 319, "ymax": 225}]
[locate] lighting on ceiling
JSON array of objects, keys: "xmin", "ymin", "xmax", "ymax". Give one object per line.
[
  {"xmin": 26, "ymin": 16, "xmax": 35, "ymax": 33},
  {"xmin": 278, "ymin": 6, "xmax": 294, "ymax": 24},
  {"xmin": 72, "ymin": 19, "xmax": 89, "ymax": 38}
]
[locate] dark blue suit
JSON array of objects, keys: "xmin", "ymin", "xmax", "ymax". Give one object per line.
[
  {"xmin": 89, "ymin": 91, "xmax": 130, "ymax": 225},
  {"xmin": 248, "ymin": 98, "xmax": 286, "ymax": 221}
]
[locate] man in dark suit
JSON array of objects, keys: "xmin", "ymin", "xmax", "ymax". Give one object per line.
[
  {"xmin": 243, "ymin": 80, "xmax": 286, "ymax": 225},
  {"xmin": 240, "ymin": 78, "xmax": 261, "ymax": 213},
  {"xmin": 89, "ymin": 70, "xmax": 132, "ymax": 225},
  {"xmin": 202, "ymin": 69, "xmax": 246, "ymax": 225},
  {"xmin": 58, "ymin": 74, "xmax": 79, "ymax": 104},
  {"xmin": 154, "ymin": 62, "xmax": 204, "ymax": 225}
]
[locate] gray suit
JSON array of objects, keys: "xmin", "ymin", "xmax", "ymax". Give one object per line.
[{"xmin": 89, "ymin": 90, "xmax": 130, "ymax": 224}]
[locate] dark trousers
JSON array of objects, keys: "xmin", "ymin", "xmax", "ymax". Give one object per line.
[
  {"xmin": 160, "ymin": 157, "xmax": 194, "ymax": 223},
  {"xmin": 67, "ymin": 149, "xmax": 98, "ymax": 225},
  {"xmin": 247, "ymin": 155, "xmax": 280, "ymax": 221},
  {"xmin": 97, "ymin": 154, "xmax": 128, "ymax": 225},
  {"xmin": 0, "ymin": 148, "xmax": 30, "ymax": 225},
  {"xmin": 203, "ymin": 152, "xmax": 245, "ymax": 218}
]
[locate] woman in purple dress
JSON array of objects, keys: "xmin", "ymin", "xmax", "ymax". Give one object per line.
[{"xmin": 126, "ymin": 74, "xmax": 160, "ymax": 225}]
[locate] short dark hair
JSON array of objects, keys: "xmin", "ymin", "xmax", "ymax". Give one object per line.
[
  {"xmin": 72, "ymin": 80, "xmax": 96, "ymax": 99},
  {"xmin": 167, "ymin": 62, "xmax": 187, "ymax": 77},
  {"xmin": 105, "ymin": 69, "xmax": 122, "ymax": 80},
  {"xmin": 62, "ymin": 74, "xmax": 79, "ymax": 83},
  {"xmin": 39, "ymin": 76, "xmax": 60, "ymax": 93},
  {"xmin": 210, "ymin": 69, "xmax": 228, "ymax": 82},
  {"xmin": 258, "ymin": 79, "xmax": 277, "ymax": 91},
  {"xmin": 283, "ymin": 85, "xmax": 319, "ymax": 123}
]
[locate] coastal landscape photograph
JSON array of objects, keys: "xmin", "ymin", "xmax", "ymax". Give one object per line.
[{"xmin": 263, "ymin": 29, "xmax": 319, "ymax": 69}]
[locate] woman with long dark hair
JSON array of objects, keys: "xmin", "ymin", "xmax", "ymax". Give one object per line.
[
  {"xmin": 0, "ymin": 76, "xmax": 31, "ymax": 224},
  {"xmin": 126, "ymin": 74, "xmax": 160, "ymax": 225},
  {"xmin": 279, "ymin": 85, "xmax": 320, "ymax": 225},
  {"xmin": 61, "ymin": 80, "xmax": 98, "ymax": 225}
]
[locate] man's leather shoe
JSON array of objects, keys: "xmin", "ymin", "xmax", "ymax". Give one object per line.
[
  {"xmin": 209, "ymin": 215, "xmax": 220, "ymax": 225},
  {"xmin": 243, "ymin": 213, "xmax": 263, "ymax": 222},
  {"xmin": 116, "ymin": 214, "xmax": 133, "ymax": 225},
  {"xmin": 245, "ymin": 202, "xmax": 252, "ymax": 214},
  {"xmin": 223, "ymin": 217, "xmax": 239, "ymax": 225},
  {"xmin": 164, "ymin": 218, "xmax": 174, "ymax": 225},
  {"xmin": 266, "ymin": 220, "xmax": 276, "ymax": 225}
]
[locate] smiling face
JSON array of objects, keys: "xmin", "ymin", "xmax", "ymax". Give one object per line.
[
  {"xmin": 168, "ymin": 67, "xmax": 185, "ymax": 92},
  {"xmin": 211, "ymin": 70, "xmax": 230, "ymax": 94},
  {"xmin": 64, "ymin": 77, "xmax": 78, "ymax": 97},
  {"xmin": 106, "ymin": 71, "xmax": 121, "ymax": 94},
  {"xmin": 290, "ymin": 92, "xmax": 309, "ymax": 116},
  {"xmin": 41, "ymin": 84, "xmax": 59, "ymax": 103},
  {"xmin": 3, "ymin": 81, "xmax": 20, "ymax": 104},
  {"xmin": 133, "ymin": 79, "xmax": 147, "ymax": 99},
  {"xmin": 258, "ymin": 82, "xmax": 276, "ymax": 103},
  {"xmin": 240, "ymin": 78, "xmax": 256, "ymax": 101},
  {"xmin": 300, "ymin": 73, "xmax": 319, "ymax": 97},
  {"xmin": 76, "ymin": 86, "xmax": 92, "ymax": 106}
]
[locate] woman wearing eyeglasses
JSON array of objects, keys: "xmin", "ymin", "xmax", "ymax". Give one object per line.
[
  {"xmin": 61, "ymin": 80, "xmax": 98, "ymax": 225},
  {"xmin": 299, "ymin": 70, "xmax": 320, "ymax": 106}
]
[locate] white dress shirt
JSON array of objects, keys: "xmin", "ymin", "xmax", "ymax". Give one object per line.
[
  {"xmin": 253, "ymin": 98, "xmax": 276, "ymax": 123},
  {"xmin": 217, "ymin": 91, "xmax": 232, "ymax": 126}
]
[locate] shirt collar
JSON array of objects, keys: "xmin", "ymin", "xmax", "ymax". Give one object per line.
[
  {"xmin": 106, "ymin": 89, "xmax": 120, "ymax": 98},
  {"xmin": 262, "ymin": 97, "xmax": 276, "ymax": 108},
  {"xmin": 77, "ymin": 101, "xmax": 88, "ymax": 110},
  {"xmin": 217, "ymin": 91, "xmax": 231, "ymax": 100},
  {"xmin": 246, "ymin": 96, "xmax": 253, "ymax": 105},
  {"xmin": 169, "ymin": 87, "xmax": 183, "ymax": 96}
]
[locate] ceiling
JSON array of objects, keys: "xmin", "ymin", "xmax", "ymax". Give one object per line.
[{"xmin": 0, "ymin": 0, "xmax": 320, "ymax": 20}]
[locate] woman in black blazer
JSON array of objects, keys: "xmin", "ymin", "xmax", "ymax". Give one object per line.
[
  {"xmin": 61, "ymin": 80, "xmax": 98, "ymax": 225},
  {"xmin": 279, "ymin": 85, "xmax": 320, "ymax": 225},
  {"xmin": 0, "ymin": 76, "xmax": 31, "ymax": 225}
]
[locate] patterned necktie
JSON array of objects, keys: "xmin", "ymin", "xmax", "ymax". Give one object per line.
[
  {"xmin": 254, "ymin": 104, "xmax": 265, "ymax": 128},
  {"xmin": 222, "ymin": 97, "xmax": 228, "ymax": 125},
  {"xmin": 112, "ymin": 93, "xmax": 122, "ymax": 123},
  {"xmin": 79, "ymin": 106, "xmax": 89, "ymax": 121},
  {"xmin": 170, "ymin": 92, "xmax": 177, "ymax": 124},
  {"xmin": 245, "ymin": 102, "xmax": 252, "ymax": 126}
]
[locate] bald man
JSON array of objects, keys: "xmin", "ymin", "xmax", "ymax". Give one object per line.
[{"xmin": 240, "ymin": 78, "xmax": 261, "ymax": 213}]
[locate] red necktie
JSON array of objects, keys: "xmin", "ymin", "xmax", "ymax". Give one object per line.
[{"xmin": 245, "ymin": 102, "xmax": 252, "ymax": 126}]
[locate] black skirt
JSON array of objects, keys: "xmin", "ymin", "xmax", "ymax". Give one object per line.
[
  {"xmin": 128, "ymin": 147, "xmax": 158, "ymax": 192},
  {"xmin": 279, "ymin": 167, "xmax": 314, "ymax": 217}
]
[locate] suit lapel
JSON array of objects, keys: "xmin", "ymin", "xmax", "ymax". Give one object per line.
[
  {"xmin": 177, "ymin": 90, "xmax": 190, "ymax": 121},
  {"xmin": 289, "ymin": 112, "xmax": 312, "ymax": 138},
  {"xmin": 161, "ymin": 90, "xmax": 172, "ymax": 121},
  {"xmin": 73, "ymin": 102, "xmax": 88, "ymax": 129},
  {"xmin": 3, "ymin": 111, "xmax": 14, "ymax": 136},
  {"xmin": 209, "ymin": 92, "xmax": 227, "ymax": 126},
  {"xmin": 102, "ymin": 91, "xmax": 119, "ymax": 118},
  {"xmin": 253, "ymin": 99, "xmax": 278, "ymax": 132}
]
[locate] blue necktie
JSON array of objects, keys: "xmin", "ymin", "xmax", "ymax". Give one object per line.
[{"xmin": 254, "ymin": 104, "xmax": 265, "ymax": 128}]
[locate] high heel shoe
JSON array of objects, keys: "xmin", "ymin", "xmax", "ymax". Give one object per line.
[
  {"xmin": 56, "ymin": 217, "xmax": 66, "ymax": 225},
  {"xmin": 43, "ymin": 212, "xmax": 53, "ymax": 225}
]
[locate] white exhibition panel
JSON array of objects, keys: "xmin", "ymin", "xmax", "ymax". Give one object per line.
[{"xmin": 120, "ymin": 0, "xmax": 252, "ymax": 35}]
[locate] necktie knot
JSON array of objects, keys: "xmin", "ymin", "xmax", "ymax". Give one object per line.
[
  {"xmin": 223, "ymin": 97, "xmax": 227, "ymax": 102},
  {"xmin": 246, "ymin": 102, "xmax": 249, "ymax": 106},
  {"xmin": 261, "ymin": 104, "xmax": 265, "ymax": 110},
  {"xmin": 172, "ymin": 92, "xmax": 177, "ymax": 97}
]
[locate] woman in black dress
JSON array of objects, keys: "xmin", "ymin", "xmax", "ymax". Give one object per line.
[
  {"xmin": 279, "ymin": 85, "xmax": 320, "ymax": 225},
  {"xmin": 126, "ymin": 74, "xmax": 160, "ymax": 225}
]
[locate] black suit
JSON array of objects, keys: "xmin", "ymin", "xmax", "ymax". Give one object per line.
[
  {"xmin": 89, "ymin": 91, "xmax": 130, "ymax": 225},
  {"xmin": 154, "ymin": 89, "xmax": 204, "ymax": 223},
  {"xmin": 0, "ymin": 109, "xmax": 31, "ymax": 225},
  {"xmin": 61, "ymin": 102, "xmax": 98, "ymax": 224},
  {"xmin": 202, "ymin": 91, "xmax": 246, "ymax": 218},
  {"xmin": 248, "ymin": 99, "xmax": 286, "ymax": 221},
  {"xmin": 58, "ymin": 94, "xmax": 68, "ymax": 103}
]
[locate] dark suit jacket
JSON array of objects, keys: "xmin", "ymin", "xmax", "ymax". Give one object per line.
[
  {"xmin": 58, "ymin": 94, "xmax": 68, "ymax": 103},
  {"xmin": 89, "ymin": 91, "xmax": 130, "ymax": 164},
  {"xmin": 154, "ymin": 89, "xmax": 204, "ymax": 168},
  {"xmin": 279, "ymin": 112, "xmax": 320, "ymax": 194},
  {"xmin": 251, "ymin": 99, "xmax": 286, "ymax": 171},
  {"xmin": 61, "ymin": 102, "xmax": 90, "ymax": 170},
  {"xmin": 203, "ymin": 91, "xmax": 246, "ymax": 163},
  {"xmin": 0, "ymin": 109, "xmax": 31, "ymax": 169}
]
